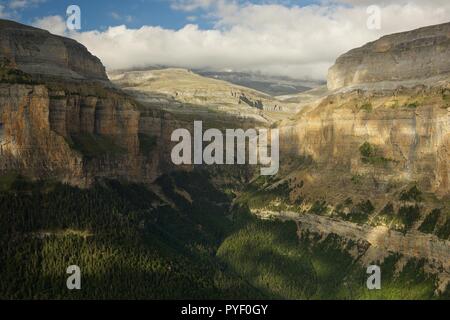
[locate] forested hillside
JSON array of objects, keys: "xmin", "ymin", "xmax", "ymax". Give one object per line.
[{"xmin": 0, "ymin": 171, "xmax": 446, "ymax": 299}]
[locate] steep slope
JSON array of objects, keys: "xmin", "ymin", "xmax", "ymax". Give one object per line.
[
  {"xmin": 328, "ymin": 22, "xmax": 450, "ymax": 91},
  {"xmin": 263, "ymin": 23, "xmax": 450, "ymax": 294},
  {"xmin": 109, "ymin": 68, "xmax": 301, "ymax": 123},
  {"xmin": 278, "ymin": 22, "xmax": 450, "ymax": 199},
  {"xmin": 195, "ymin": 70, "xmax": 320, "ymax": 96},
  {"xmin": 0, "ymin": 20, "xmax": 164, "ymax": 185},
  {"xmin": 0, "ymin": 19, "xmax": 107, "ymax": 82},
  {"xmin": 0, "ymin": 19, "xmax": 292, "ymax": 186},
  {"xmin": 280, "ymin": 85, "xmax": 450, "ymax": 196},
  {"xmin": 1, "ymin": 18, "xmax": 450, "ymax": 299}
]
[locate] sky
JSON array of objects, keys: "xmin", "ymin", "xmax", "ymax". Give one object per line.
[{"xmin": 0, "ymin": 0, "xmax": 449, "ymax": 80}]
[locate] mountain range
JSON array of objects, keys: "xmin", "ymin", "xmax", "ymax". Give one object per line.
[{"xmin": 0, "ymin": 18, "xmax": 449, "ymax": 299}]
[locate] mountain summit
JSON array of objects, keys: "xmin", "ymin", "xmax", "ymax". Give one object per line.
[
  {"xmin": 328, "ymin": 22, "xmax": 450, "ymax": 91},
  {"xmin": 0, "ymin": 19, "xmax": 107, "ymax": 82}
]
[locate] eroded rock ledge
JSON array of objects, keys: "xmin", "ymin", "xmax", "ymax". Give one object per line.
[{"xmin": 260, "ymin": 210, "xmax": 450, "ymax": 294}]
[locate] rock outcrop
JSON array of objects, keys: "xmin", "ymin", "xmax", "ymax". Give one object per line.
[
  {"xmin": 0, "ymin": 19, "xmax": 107, "ymax": 82},
  {"xmin": 0, "ymin": 82, "xmax": 164, "ymax": 186},
  {"xmin": 0, "ymin": 20, "xmax": 273, "ymax": 186},
  {"xmin": 270, "ymin": 211, "xmax": 450, "ymax": 293},
  {"xmin": 328, "ymin": 22, "xmax": 450, "ymax": 91},
  {"xmin": 284, "ymin": 22, "xmax": 450, "ymax": 197},
  {"xmin": 0, "ymin": 84, "xmax": 84, "ymax": 183},
  {"xmin": 1, "ymin": 18, "xmax": 450, "ymax": 199},
  {"xmin": 0, "ymin": 19, "xmax": 164, "ymax": 185},
  {"xmin": 279, "ymin": 85, "xmax": 450, "ymax": 196}
]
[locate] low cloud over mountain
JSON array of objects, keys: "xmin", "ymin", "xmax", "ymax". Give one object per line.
[{"xmin": 33, "ymin": 0, "xmax": 450, "ymax": 80}]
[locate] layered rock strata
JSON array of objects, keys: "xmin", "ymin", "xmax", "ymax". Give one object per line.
[
  {"xmin": 328, "ymin": 22, "xmax": 450, "ymax": 91},
  {"xmin": 0, "ymin": 19, "xmax": 107, "ymax": 82}
]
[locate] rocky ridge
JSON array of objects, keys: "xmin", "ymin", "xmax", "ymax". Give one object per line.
[
  {"xmin": 0, "ymin": 20, "xmax": 274, "ymax": 185},
  {"xmin": 109, "ymin": 68, "xmax": 301, "ymax": 122},
  {"xmin": 278, "ymin": 23, "xmax": 450, "ymax": 198},
  {"xmin": 0, "ymin": 20, "xmax": 164, "ymax": 185},
  {"xmin": 328, "ymin": 22, "xmax": 450, "ymax": 91},
  {"xmin": 257, "ymin": 211, "xmax": 450, "ymax": 294},
  {"xmin": 0, "ymin": 19, "xmax": 108, "ymax": 82},
  {"xmin": 279, "ymin": 85, "xmax": 450, "ymax": 196},
  {"xmin": 268, "ymin": 22, "xmax": 450, "ymax": 292}
]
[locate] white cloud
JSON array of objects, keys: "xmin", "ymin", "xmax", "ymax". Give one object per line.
[
  {"xmin": 9, "ymin": 0, "xmax": 28, "ymax": 10},
  {"xmin": 32, "ymin": 15, "xmax": 67, "ymax": 36},
  {"xmin": 31, "ymin": 1, "xmax": 450, "ymax": 80},
  {"xmin": 110, "ymin": 12, "xmax": 133, "ymax": 23},
  {"xmin": 110, "ymin": 12, "xmax": 121, "ymax": 20},
  {"xmin": 0, "ymin": 5, "xmax": 8, "ymax": 18},
  {"xmin": 170, "ymin": 0, "xmax": 215, "ymax": 12},
  {"xmin": 9, "ymin": 0, "xmax": 46, "ymax": 10},
  {"xmin": 1, "ymin": 0, "xmax": 47, "ymax": 19}
]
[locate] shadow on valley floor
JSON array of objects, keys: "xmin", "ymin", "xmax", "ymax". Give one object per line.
[{"xmin": 0, "ymin": 170, "xmax": 447, "ymax": 299}]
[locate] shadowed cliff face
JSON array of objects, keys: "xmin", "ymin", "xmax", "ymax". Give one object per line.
[
  {"xmin": 0, "ymin": 83, "xmax": 166, "ymax": 186},
  {"xmin": 281, "ymin": 22, "xmax": 450, "ymax": 197},
  {"xmin": 0, "ymin": 19, "xmax": 285, "ymax": 186},
  {"xmin": 0, "ymin": 84, "xmax": 84, "ymax": 183},
  {"xmin": 0, "ymin": 19, "xmax": 167, "ymax": 185},
  {"xmin": 0, "ymin": 18, "xmax": 449, "ymax": 198},
  {"xmin": 0, "ymin": 20, "xmax": 107, "ymax": 82},
  {"xmin": 279, "ymin": 86, "xmax": 450, "ymax": 196},
  {"xmin": 0, "ymin": 19, "xmax": 450, "ymax": 298},
  {"xmin": 328, "ymin": 22, "xmax": 450, "ymax": 91}
]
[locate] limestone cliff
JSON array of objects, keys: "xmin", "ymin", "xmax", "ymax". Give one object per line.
[
  {"xmin": 328, "ymin": 22, "xmax": 450, "ymax": 91},
  {"xmin": 280, "ymin": 85, "xmax": 450, "ymax": 197},
  {"xmin": 0, "ymin": 19, "xmax": 107, "ymax": 82},
  {"xmin": 1, "ymin": 18, "xmax": 449, "ymax": 293},
  {"xmin": 0, "ymin": 20, "xmax": 262, "ymax": 186},
  {"xmin": 0, "ymin": 82, "xmax": 166, "ymax": 185},
  {"xmin": 271, "ymin": 23, "xmax": 450, "ymax": 289},
  {"xmin": 0, "ymin": 84, "xmax": 84, "ymax": 183},
  {"xmin": 280, "ymin": 22, "xmax": 450, "ymax": 199},
  {"xmin": 0, "ymin": 19, "xmax": 165, "ymax": 185}
]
